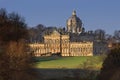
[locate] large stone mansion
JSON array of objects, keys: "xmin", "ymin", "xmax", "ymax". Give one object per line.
[{"xmin": 29, "ymin": 11, "xmax": 108, "ymax": 56}]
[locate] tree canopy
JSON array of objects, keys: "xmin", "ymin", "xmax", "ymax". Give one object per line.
[
  {"xmin": 0, "ymin": 8, "xmax": 28, "ymax": 43},
  {"xmin": 0, "ymin": 8, "xmax": 35, "ymax": 80},
  {"xmin": 98, "ymin": 46, "xmax": 120, "ymax": 80}
]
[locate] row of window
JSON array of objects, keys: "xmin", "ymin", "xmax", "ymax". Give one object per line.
[
  {"xmin": 45, "ymin": 39, "xmax": 69, "ymax": 43},
  {"xmin": 70, "ymin": 48, "xmax": 92, "ymax": 52},
  {"xmin": 70, "ymin": 53, "xmax": 89, "ymax": 56},
  {"xmin": 70, "ymin": 45, "xmax": 92, "ymax": 47},
  {"xmin": 32, "ymin": 47, "xmax": 92, "ymax": 53}
]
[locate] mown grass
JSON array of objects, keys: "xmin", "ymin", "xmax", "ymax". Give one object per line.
[{"xmin": 33, "ymin": 56, "xmax": 105, "ymax": 70}]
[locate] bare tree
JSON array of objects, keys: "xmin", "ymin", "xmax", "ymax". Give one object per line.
[
  {"xmin": 114, "ymin": 30, "xmax": 120, "ymax": 42},
  {"xmin": 94, "ymin": 29, "xmax": 105, "ymax": 40},
  {"xmin": 0, "ymin": 8, "xmax": 35, "ymax": 80}
]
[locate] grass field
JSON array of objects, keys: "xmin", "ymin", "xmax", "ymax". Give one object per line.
[{"xmin": 33, "ymin": 56, "xmax": 105, "ymax": 70}]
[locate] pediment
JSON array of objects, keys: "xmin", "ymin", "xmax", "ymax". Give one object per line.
[{"xmin": 51, "ymin": 30, "xmax": 60, "ymax": 36}]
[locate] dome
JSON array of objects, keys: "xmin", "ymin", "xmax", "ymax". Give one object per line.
[
  {"xmin": 66, "ymin": 10, "xmax": 83, "ymax": 33},
  {"xmin": 67, "ymin": 12, "xmax": 82, "ymax": 25}
]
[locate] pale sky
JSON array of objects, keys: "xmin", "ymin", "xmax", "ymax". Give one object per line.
[{"xmin": 0, "ymin": 0, "xmax": 120, "ymax": 34}]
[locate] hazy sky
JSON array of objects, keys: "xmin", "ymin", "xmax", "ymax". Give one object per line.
[{"xmin": 0, "ymin": 0, "xmax": 120, "ymax": 34}]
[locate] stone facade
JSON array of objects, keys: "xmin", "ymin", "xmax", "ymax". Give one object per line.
[
  {"xmin": 29, "ymin": 30, "xmax": 93, "ymax": 56},
  {"xmin": 70, "ymin": 42, "xmax": 93, "ymax": 56},
  {"xmin": 29, "ymin": 11, "xmax": 108, "ymax": 57}
]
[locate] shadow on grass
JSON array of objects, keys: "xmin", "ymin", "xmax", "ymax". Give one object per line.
[
  {"xmin": 31, "ymin": 56, "xmax": 102, "ymax": 80},
  {"xmin": 31, "ymin": 68, "xmax": 100, "ymax": 80},
  {"xmin": 32, "ymin": 56, "xmax": 62, "ymax": 62}
]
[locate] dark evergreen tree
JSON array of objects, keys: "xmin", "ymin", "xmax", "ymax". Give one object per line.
[{"xmin": 98, "ymin": 45, "xmax": 120, "ymax": 80}]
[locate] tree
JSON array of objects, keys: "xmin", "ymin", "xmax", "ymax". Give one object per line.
[
  {"xmin": 0, "ymin": 11, "xmax": 28, "ymax": 42},
  {"xmin": 0, "ymin": 8, "xmax": 7, "ymax": 24},
  {"xmin": 98, "ymin": 45, "xmax": 120, "ymax": 80},
  {"xmin": 0, "ymin": 8, "xmax": 35, "ymax": 80},
  {"xmin": 28, "ymin": 27, "xmax": 37, "ymax": 42},
  {"xmin": 114, "ymin": 30, "xmax": 120, "ymax": 42},
  {"xmin": 28, "ymin": 24, "xmax": 46, "ymax": 43},
  {"xmin": 105, "ymin": 34, "xmax": 112, "ymax": 41},
  {"xmin": 94, "ymin": 29, "xmax": 105, "ymax": 40}
]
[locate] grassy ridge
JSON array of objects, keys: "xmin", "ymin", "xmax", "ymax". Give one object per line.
[{"xmin": 33, "ymin": 56, "xmax": 104, "ymax": 69}]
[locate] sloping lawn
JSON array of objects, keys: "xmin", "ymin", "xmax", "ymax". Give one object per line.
[{"xmin": 33, "ymin": 56, "xmax": 104, "ymax": 69}]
